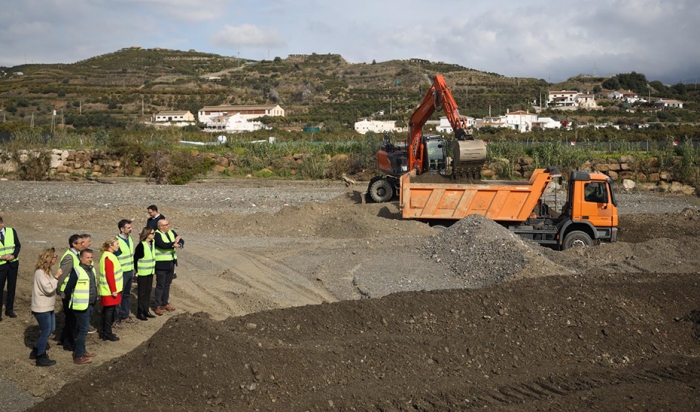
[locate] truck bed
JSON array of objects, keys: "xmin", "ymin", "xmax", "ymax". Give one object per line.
[{"xmin": 400, "ymin": 169, "xmax": 555, "ymax": 222}]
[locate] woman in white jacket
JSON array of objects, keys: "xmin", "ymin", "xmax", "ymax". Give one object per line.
[{"xmin": 30, "ymin": 248, "xmax": 62, "ymax": 367}]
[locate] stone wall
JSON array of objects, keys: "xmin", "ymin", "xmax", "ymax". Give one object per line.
[{"xmin": 0, "ymin": 149, "xmax": 696, "ymax": 194}]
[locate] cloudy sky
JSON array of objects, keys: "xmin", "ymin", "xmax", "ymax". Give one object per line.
[{"xmin": 1, "ymin": 0, "xmax": 698, "ymax": 83}]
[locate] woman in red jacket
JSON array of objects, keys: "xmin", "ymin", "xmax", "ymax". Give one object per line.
[{"xmin": 99, "ymin": 238, "xmax": 123, "ymax": 342}]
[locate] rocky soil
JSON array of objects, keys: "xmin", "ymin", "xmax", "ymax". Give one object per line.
[{"xmin": 0, "ymin": 177, "xmax": 698, "ymax": 411}]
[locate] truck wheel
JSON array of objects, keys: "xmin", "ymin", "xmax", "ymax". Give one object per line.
[
  {"xmin": 369, "ymin": 179, "xmax": 393, "ymax": 203},
  {"xmin": 563, "ymin": 231, "xmax": 593, "ymax": 250}
]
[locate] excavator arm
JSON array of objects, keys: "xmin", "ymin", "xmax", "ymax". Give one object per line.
[{"xmin": 407, "ymin": 74, "xmax": 486, "ymax": 178}]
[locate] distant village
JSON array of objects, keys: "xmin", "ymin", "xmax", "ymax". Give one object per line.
[{"xmin": 149, "ymin": 89, "xmax": 685, "ymax": 136}]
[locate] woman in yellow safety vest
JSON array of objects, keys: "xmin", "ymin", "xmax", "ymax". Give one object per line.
[
  {"xmin": 133, "ymin": 227, "xmax": 156, "ymax": 321},
  {"xmin": 99, "ymin": 238, "xmax": 123, "ymax": 342}
]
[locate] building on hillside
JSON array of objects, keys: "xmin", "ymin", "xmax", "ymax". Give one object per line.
[
  {"xmin": 354, "ymin": 119, "xmax": 402, "ymax": 135},
  {"xmin": 654, "ymin": 99, "xmax": 684, "ymax": 109},
  {"xmin": 503, "ymin": 110, "xmax": 538, "ymax": 132},
  {"xmin": 548, "ymin": 91, "xmax": 578, "ymax": 107},
  {"xmin": 435, "ymin": 116, "xmax": 475, "ymax": 133},
  {"xmin": 474, "ymin": 117, "xmax": 507, "ymax": 129},
  {"xmin": 608, "ymin": 90, "xmax": 640, "ymax": 103},
  {"xmin": 148, "ymin": 111, "xmax": 196, "ymax": 128},
  {"xmin": 576, "ymin": 94, "xmax": 597, "ymax": 109},
  {"xmin": 621, "ymin": 91, "xmax": 639, "ymax": 103},
  {"xmin": 198, "ymin": 104, "xmax": 284, "ymax": 124},
  {"xmin": 204, "ymin": 112, "xmax": 270, "ymax": 132},
  {"xmin": 531, "ymin": 117, "xmax": 561, "ymax": 130},
  {"xmin": 154, "ymin": 111, "xmax": 195, "ymax": 123}
]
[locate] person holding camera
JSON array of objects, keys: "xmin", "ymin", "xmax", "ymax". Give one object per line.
[{"xmin": 153, "ymin": 220, "xmax": 182, "ymax": 316}]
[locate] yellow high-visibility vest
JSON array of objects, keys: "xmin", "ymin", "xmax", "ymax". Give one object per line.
[
  {"xmin": 99, "ymin": 252, "xmax": 123, "ymax": 296},
  {"xmin": 136, "ymin": 241, "xmax": 155, "ymax": 276},
  {"xmin": 155, "ymin": 230, "xmax": 177, "ymax": 262},
  {"xmin": 0, "ymin": 227, "xmax": 19, "ymax": 265}
]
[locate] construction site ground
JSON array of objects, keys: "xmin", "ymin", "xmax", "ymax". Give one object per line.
[{"xmin": 0, "ymin": 178, "xmax": 699, "ymax": 411}]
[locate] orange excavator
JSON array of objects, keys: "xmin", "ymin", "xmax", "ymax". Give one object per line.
[{"xmin": 367, "ymin": 74, "xmax": 487, "ymax": 202}]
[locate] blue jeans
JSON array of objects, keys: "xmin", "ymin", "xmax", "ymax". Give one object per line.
[
  {"xmin": 33, "ymin": 310, "xmax": 55, "ymax": 356},
  {"xmin": 73, "ymin": 305, "xmax": 93, "ymax": 359},
  {"xmin": 118, "ymin": 270, "xmax": 133, "ymax": 320}
]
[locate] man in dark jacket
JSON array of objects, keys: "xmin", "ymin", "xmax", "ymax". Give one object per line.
[
  {"xmin": 153, "ymin": 219, "xmax": 182, "ymax": 315},
  {"xmin": 64, "ymin": 249, "xmax": 98, "ymax": 365},
  {"xmin": 0, "ymin": 217, "xmax": 21, "ymax": 321},
  {"xmin": 146, "ymin": 205, "xmax": 165, "ymax": 230}
]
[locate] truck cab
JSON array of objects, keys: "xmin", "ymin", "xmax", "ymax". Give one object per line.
[{"xmin": 559, "ymin": 171, "xmax": 618, "ymax": 248}]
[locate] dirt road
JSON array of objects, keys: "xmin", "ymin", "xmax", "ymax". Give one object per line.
[{"xmin": 0, "ymin": 178, "xmax": 698, "ymax": 411}]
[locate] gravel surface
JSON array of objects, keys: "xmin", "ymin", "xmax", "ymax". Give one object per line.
[
  {"xmin": 0, "ymin": 375, "xmax": 40, "ymax": 412},
  {"xmin": 0, "ymin": 179, "xmax": 347, "ymax": 214}
]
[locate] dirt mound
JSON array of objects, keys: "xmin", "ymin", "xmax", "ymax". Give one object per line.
[
  {"xmin": 423, "ymin": 215, "xmax": 570, "ymax": 287},
  {"xmin": 32, "ymin": 272, "xmax": 700, "ymax": 412},
  {"xmin": 155, "ymin": 193, "xmax": 435, "ymax": 240},
  {"xmin": 618, "ymin": 207, "xmax": 700, "ymax": 243}
]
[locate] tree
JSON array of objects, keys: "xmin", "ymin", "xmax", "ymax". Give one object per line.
[
  {"xmin": 671, "ymin": 82, "xmax": 687, "ymax": 96},
  {"xmin": 602, "ymin": 78, "xmax": 620, "ymax": 90},
  {"xmin": 593, "ymin": 85, "xmax": 601, "ymax": 94}
]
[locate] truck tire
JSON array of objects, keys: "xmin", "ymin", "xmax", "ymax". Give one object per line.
[
  {"xmin": 563, "ymin": 230, "xmax": 593, "ymax": 250},
  {"xmin": 369, "ymin": 179, "xmax": 393, "ymax": 203}
]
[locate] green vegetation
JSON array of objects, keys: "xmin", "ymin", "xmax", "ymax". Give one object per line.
[{"xmin": 1, "ymin": 50, "xmax": 700, "ymax": 187}]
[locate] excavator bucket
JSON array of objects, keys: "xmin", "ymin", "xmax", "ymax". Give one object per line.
[{"xmin": 451, "ymin": 139, "xmax": 487, "ymax": 180}]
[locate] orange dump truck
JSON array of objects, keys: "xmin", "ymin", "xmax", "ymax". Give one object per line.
[{"xmin": 400, "ymin": 166, "xmax": 618, "ymax": 249}]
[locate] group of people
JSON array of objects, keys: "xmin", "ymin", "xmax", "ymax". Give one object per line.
[{"xmin": 0, "ymin": 205, "xmax": 184, "ymax": 367}]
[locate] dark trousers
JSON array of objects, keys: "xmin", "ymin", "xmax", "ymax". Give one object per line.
[
  {"xmin": 0, "ymin": 262, "xmax": 18, "ymax": 315},
  {"xmin": 60, "ymin": 297, "xmax": 76, "ymax": 346},
  {"xmin": 137, "ymin": 275, "xmax": 153, "ymax": 315},
  {"xmin": 101, "ymin": 305, "xmax": 117, "ymax": 339},
  {"xmin": 73, "ymin": 305, "xmax": 93, "ymax": 359},
  {"xmin": 117, "ymin": 270, "xmax": 133, "ymax": 320},
  {"xmin": 154, "ymin": 264, "xmax": 174, "ymax": 307},
  {"xmin": 33, "ymin": 310, "xmax": 56, "ymax": 356}
]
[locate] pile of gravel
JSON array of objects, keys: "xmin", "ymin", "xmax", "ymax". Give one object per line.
[{"xmin": 423, "ymin": 214, "xmax": 567, "ymax": 287}]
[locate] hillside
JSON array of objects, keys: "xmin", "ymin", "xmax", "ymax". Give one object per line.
[
  {"xmin": 0, "ymin": 48, "xmax": 696, "ymax": 131},
  {"xmin": 0, "ymin": 48, "xmax": 547, "ymax": 129}
]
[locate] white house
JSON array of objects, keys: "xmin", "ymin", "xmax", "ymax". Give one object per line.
[
  {"xmin": 503, "ymin": 110, "xmax": 538, "ymax": 132},
  {"xmin": 198, "ymin": 104, "xmax": 284, "ymax": 124},
  {"xmin": 435, "ymin": 116, "xmax": 475, "ymax": 133},
  {"xmin": 654, "ymin": 99, "xmax": 684, "ymax": 109},
  {"xmin": 608, "ymin": 90, "xmax": 639, "ymax": 103},
  {"xmin": 621, "ymin": 91, "xmax": 639, "ymax": 103},
  {"xmin": 576, "ymin": 94, "xmax": 597, "ymax": 109},
  {"xmin": 548, "ymin": 91, "xmax": 578, "ymax": 107},
  {"xmin": 205, "ymin": 113, "xmax": 270, "ymax": 132},
  {"xmin": 354, "ymin": 119, "xmax": 402, "ymax": 135},
  {"xmin": 154, "ymin": 110, "xmax": 195, "ymax": 123},
  {"xmin": 474, "ymin": 117, "xmax": 507, "ymax": 129},
  {"xmin": 531, "ymin": 117, "xmax": 561, "ymax": 130}
]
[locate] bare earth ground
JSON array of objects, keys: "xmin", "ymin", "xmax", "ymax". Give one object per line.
[{"xmin": 0, "ymin": 177, "xmax": 699, "ymax": 411}]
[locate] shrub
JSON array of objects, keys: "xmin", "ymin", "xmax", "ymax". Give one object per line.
[{"xmin": 142, "ymin": 149, "xmax": 214, "ymax": 184}]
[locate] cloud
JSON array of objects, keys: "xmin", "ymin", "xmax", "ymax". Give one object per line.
[
  {"xmin": 369, "ymin": 0, "xmax": 700, "ymax": 82},
  {"xmin": 210, "ymin": 24, "xmax": 285, "ymax": 48},
  {"xmin": 118, "ymin": 0, "xmax": 230, "ymax": 22}
]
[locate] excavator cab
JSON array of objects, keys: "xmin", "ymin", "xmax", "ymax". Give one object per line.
[{"xmin": 423, "ymin": 134, "xmax": 447, "ymax": 173}]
